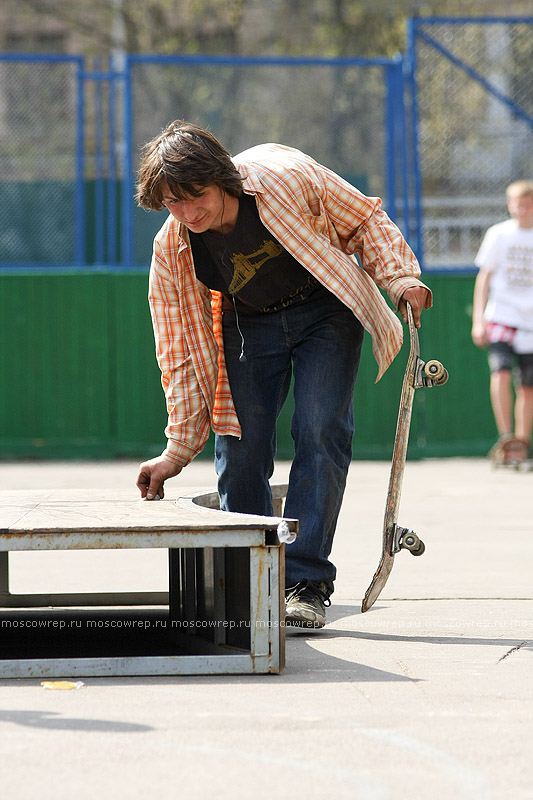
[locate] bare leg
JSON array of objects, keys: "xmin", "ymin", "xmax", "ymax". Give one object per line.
[
  {"xmin": 515, "ymin": 385, "xmax": 533, "ymax": 443},
  {"xmin": 490, "ymin": 370, "xmax": 513, "ymax": 435}
]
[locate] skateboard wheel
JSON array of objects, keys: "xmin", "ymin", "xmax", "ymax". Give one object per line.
[
  {"xmin": 401, "ymin": 533, "xmax": 426, "ymax": 556},
  {"xmin": 410, "ymin": 541, "xmax": 425, "ymax": 556},
  {"xmin": 401, "ymin": 532, "xmax": 421, "ymax": 551},
  {"xmin": 434, "ymin": 368, "xmax": 449, "ymax": 386},
  {"xmin": 424, "ymin": 360, "xmax": 447, "ymax": 383}
]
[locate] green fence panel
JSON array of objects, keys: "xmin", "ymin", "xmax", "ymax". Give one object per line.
[
  {"xmin": 1, "ymin": 182, "xmax": 77, "ymax": 265},
  {"xmin": 110, "ymin": 271, "xmax": 169, "ymax": 458},
  {"xmin": 407, "ymin": 273, "xmax": 495, "ymax": 458},
  {"xmin": 0, "ymin": 271, "xmax": 496, "ymax": 461},
  {"xmin": 0, "ymin": 273, "xmax": 115, "ymax": 458}
]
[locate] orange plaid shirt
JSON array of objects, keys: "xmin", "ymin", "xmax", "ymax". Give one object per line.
[{"xmin": 148, "ymin": 143, "xmax": 431, "ymax": 466}]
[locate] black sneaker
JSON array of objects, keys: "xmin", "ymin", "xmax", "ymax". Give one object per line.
[{"xmin": 285, "ymin": 580, "xmax": 332, "ymax": 628}]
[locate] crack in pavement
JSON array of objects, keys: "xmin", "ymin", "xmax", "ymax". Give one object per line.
[{"xmin": 497, "ymin": 641, "xmax": 530, "ymax": 663}]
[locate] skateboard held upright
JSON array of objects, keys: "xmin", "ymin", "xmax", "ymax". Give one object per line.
[{"xmin": 361, "ymin": 303, "xmax": 448, "ymax": 613}]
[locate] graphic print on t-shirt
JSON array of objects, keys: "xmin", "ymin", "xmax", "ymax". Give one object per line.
[
  {"xmin": 227, "ymin": 239, "xmax": 284, "ymax": 294},
  {"xmin": 505, "ymin": 245, "xmax": 533, "ymax": 288},
  {"xmin": 190, "ymin": 193, "xmax": 320, "ymax": 312}
]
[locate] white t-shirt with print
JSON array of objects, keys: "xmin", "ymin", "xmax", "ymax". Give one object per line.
[{"xmin": 475, "ymin": 219, "xmax": 533, "ymax": 341}]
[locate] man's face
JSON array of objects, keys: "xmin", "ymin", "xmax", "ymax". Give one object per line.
[
  {"xmin": 161, "ymin": 183, "xmax": 228, "ymax": 233},
  {"xmin": 507, "ymin": 193, "xmax": 533, "ymax": 229}
]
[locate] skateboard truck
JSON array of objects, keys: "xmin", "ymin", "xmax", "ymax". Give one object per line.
[
  {"xmin": 389, "ymin": 524, "xmax": 425, "ymax": 557},
  {"xmin": 414, "ymin": 358, "xmax": 448, "ymax": 389}
]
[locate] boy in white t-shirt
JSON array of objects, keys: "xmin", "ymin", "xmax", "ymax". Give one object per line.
[{"xmin": 472, "ymin": 180, "xmax": 533, "ymax": 463}]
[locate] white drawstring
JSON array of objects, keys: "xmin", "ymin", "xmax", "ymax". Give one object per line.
[{"xmin": 231, "ymin": 293, "xmax": 247, "ymax": 362}]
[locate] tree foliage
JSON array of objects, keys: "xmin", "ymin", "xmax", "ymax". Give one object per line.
[{"xmin": 4, "ymin": 0, "xmax": 532, "ymax": 59}]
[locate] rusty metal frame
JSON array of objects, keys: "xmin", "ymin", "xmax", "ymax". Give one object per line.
[{"xmin": 0, "ymin": 486, "xmax": 293, "ymax": 677}]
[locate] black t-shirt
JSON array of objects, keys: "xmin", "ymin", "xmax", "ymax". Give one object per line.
[{"xmin": 189, "ymin": 193, "xmax": 321, "ymax": 313}]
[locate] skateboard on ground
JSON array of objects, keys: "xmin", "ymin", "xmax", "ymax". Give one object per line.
[{"xmin": 361, "ymin": 303, "xmax": 448, "ymax": 613}]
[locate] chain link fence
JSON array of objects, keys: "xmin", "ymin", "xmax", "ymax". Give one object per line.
[
  {"xmin": 2, "ymin": 20, "xmax": 532, "ymax": 271},
  {"xmin": 411, "ymin": 18, "xmax": 533, "ymax": 269},
  {"xmin": 127, "ymin": 56, "xmax": 400, "ymax": 267},
  {"xmin": 0, "ymin": 55, "xmax": 82, "ymax": 265},
  {"xmin": 0, "ymin": 54, "xmax": 403, "ymax": 269}
]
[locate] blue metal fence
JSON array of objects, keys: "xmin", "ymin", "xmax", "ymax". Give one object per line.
[
  {"xmin": 124, "ymin": 54, "xmax": 409, "ymax": 267},
  {"xmin": 408, "ymin": 17, "xmax": 533, "ymax": 270},
  {"xmin": 0, "ymin": 53, "xmax": 408, "ymax": 271},
  {"xmin": 0, "ymin": 53, "xmax": 85, "ymax": 266},
  {"xmin": 3, "ymin": 19, "xmax": 532, "ymax": 273}
]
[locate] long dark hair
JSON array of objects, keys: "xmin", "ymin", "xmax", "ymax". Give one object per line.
[{"xmin": 136, "ymin": 120, "xmax": 243, "ymax": 210}]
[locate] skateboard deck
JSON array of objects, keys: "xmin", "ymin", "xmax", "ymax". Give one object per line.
[{"xmin": 361, "ymin": 303, "xmax": 448, "ymax": 613}]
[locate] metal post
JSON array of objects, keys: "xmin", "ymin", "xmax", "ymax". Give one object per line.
[
  {"xmin": 405, "ymin": 18, "xmax": 425, "ymax": 266},
  {"xmin": 121, "ymin": 55, "xmax": 133, "ymax": 267},
  {"xmin": 385, "ymin": 63, "xmax": 397, "ymax": 224},
  {"xmin": 392, "ymin": 58, "xmax": 410, "ymax": 239},
  {"xmin": 107, "ymin": 55, "xmax": 118, "ymax": 265},
  {"xmin": 0, "ymin": 552, "xmax": 9, "ymax": 594},
  {"xmin": 75, "ymin": 57, "xmax": 86, "ymax": 265},
  {"xmin": 94, "ymin": 57, "xmax": 105, "ymax": 265}
]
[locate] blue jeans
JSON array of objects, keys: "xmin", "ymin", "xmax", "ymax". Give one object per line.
[{"xmin": 215, "ymin": 287, "xmax": 364, "ymax": 591}]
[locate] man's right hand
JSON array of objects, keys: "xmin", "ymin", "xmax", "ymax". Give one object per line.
[{"xmin": 136, "ymin": 456, "xmax": 183, "ymax": 500}]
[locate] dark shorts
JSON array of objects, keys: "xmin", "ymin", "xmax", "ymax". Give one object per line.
[{"xmin": 488, "ymin": 342, "xmax": 533, "ymax": 387}]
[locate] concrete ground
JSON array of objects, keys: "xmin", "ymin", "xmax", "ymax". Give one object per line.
[{"xmin": 0, "ymin": 457, "xmax": 531, "ymax": 800}]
